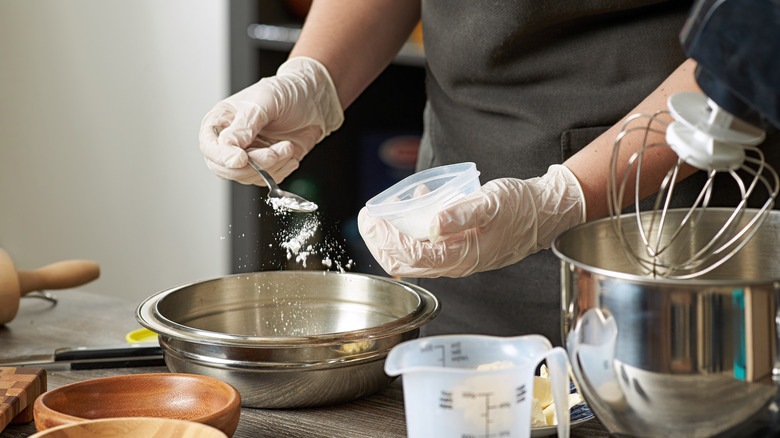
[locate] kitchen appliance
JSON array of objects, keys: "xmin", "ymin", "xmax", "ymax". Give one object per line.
[
  {"xmin": 554, "ymin": 208, "xmax": 780, "ymax": 437},
  {"xmin": 385, "ymin": 334, "xmax": 570, "ymax": 438},
  {"xmin": 136, "ymin": 271, "xmax": 439, "ymax": 408},
  {"xmin": 562, "ymin": 2, "xmax": 780, "ymax": 434},
  {"xmin": 607, "ymin": 0, "xmax": 780, "ymax": 279}
]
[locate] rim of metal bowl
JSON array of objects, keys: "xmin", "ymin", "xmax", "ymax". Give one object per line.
[
  {"xmin": 136, "ymin": 271, "xmax": 440, "ymax": 347},
  {"xmin": 552, "ymin": 208, "xmax": 780, "ymax": 286}
]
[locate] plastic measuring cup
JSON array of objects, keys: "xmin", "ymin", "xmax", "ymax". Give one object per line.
[{"xmin": 385, "ymin": 334, "xmax": 570, "ymax": 438}]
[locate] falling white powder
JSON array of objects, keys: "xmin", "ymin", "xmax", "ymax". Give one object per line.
[
  {"xmin": 280, "ymin": 219, "xmax": 318, "ymax": 265},
  {"xmin": 267, "ymin": 198, "xmax": 354, "ymax": 272}
]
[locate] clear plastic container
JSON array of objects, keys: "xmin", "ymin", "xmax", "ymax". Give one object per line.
[
  {"xmin": 385, "ymin": 334, "xmax": 571, "ymax": 438},
  {"xmin": 365, "ymin": 162, "xmax": 481, "ymax": 240}
]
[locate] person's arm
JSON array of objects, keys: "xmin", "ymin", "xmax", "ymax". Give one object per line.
[
  {"xmin": 290, "ymin": 0, "xmax": 422, "ymax": 109},
  {"xmin": 199, "ymin": 0, "xmax": 420, "ymax": 185},
  {"xmin": 358, "ymin": 59, "xmax": 707, "ymax": 279},
  {"xmin": 564, "ymin": 58, "xmax": 701, "ymax": 221}
]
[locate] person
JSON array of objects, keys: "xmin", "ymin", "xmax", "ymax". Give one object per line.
[{"xmin": 199, "ymin": 0, "xmax": 778, "ymax": 345}]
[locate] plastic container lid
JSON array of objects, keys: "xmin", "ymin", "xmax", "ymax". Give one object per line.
[{"xmin": 365, "ymin": 162, "xmax": 481, "ymax": 240}]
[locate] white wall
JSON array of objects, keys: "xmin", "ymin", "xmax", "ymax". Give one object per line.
[{"xmin": 0, "ymin": 0, "xmax": 230, "ymax": 305}]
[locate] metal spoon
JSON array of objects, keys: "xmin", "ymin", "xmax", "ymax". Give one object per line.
[
  {"xmin": 213, "ymin": 127, "xmax": 317, "ymax": 213},
  {"xmin": 245, "ymin": 157, "xmax": 318, "ymax": 213}
]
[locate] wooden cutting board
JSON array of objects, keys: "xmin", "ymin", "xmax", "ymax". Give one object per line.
[{"xmin": 0, "ymin": 367, "xmax": 46, "ymax": 432}]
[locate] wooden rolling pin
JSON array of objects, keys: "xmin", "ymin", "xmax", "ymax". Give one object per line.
[{"xmin": 0, "ymin": 248, "xmax": 100, "ymax": 325}]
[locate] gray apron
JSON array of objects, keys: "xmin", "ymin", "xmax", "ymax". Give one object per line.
[{"xmin": 410, "ymin": 0, "xmax": 780, "ymax": 346}]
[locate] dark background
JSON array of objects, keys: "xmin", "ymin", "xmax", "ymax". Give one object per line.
[{"xmin": 227, "ymin": 0, "xmax": 427, "ymax": 277}]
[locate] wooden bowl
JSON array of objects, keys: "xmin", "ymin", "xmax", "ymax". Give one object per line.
[
  {"xmin": 28, "ymin": 417, "xmax": 228, "ymax": 438},
  {"xmin": 33, "ymin": 373, "xmax": 240, "ymax": 436}
]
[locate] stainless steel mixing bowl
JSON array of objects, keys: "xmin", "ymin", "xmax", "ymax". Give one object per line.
[
  {"xmin": 136, "ymin": 271, "xmax": 440, "ymax": 408},
  {"xmin": 553, "ymin": 208, "xmax": 780, "ymax": 437}
]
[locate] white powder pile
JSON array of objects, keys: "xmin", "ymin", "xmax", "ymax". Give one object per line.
[{"xmin": 267, "ymin": 196, "xmax": 318, "ymax": 213}]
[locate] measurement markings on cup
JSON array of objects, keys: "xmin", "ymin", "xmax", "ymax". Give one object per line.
[
  {"xmin": 418, "ymin": 339, "xmax": 522, "ymax": 437},
  {"xmin": 481, "ymin": 391, "xmax": 512, "ymax": 438},
  {"xmin": 420, "ymin": 342, "xmax": 446, "ymax": 366},
  {"xmin": 420, "ymin": 341, "xmax": 470, "ymax": 366}
]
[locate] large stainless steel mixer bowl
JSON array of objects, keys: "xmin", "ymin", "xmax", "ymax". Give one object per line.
[
  {"xmin": 553, "ymin": 208, "xmax": 780, "ymax": 437},
  {"xmin": 136, "ymin": 271, "xmax": 439, "ymax": 408}
]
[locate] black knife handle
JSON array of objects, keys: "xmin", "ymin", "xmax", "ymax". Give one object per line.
[
  {"xmin": 54, "ymin": 343, "xmax": 164, "ymax": 369},
  {"xmin": 69, "ymin": 357, "xmax": 166, "ymax": 370}
]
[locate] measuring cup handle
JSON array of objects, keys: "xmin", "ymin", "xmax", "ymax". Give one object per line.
[
  {"xmin": 544, "ymin": 347, "xmax": 571, "ymax": 438},
  {"xmin": 507, "ymin": 334, "xmax": 553, "ymax": 356}
]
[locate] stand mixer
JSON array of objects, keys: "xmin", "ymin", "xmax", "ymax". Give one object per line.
[
  {"xmin": 607, "ymin": 0, "xmax": 780, "ymax": 279},
  {"xmin": 554, "ymin": 2, "xmax": 780, "ymax": 436}
]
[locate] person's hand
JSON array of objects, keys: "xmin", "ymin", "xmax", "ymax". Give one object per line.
[
  {"xmin": 199, "ymin": 56, "xmax": 344, "ymax": 185},
  {"xmin": 358, "ymin": 165, "xmax": 587, "ymax": 277}
]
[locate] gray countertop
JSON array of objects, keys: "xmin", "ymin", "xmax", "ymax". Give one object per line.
[{"xmin": 0, "ymin": 289, "xmax": 610, "ymax": 437}]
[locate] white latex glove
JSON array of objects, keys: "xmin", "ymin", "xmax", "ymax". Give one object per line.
[
  {"xmin": 358, "ymin": 164, "xmax": 587, "ymax": 278},
  {"xmin": 199, "ymin": 56, "xmax": 344, "ymax": 185}
]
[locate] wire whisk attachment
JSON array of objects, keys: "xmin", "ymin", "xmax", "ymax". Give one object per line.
[{"xmin": 607, "ymin": 92, "xmax": 779, "ymax": 279}]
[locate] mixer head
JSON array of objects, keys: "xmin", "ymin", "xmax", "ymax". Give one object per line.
[
  {"xmin": 607, "ymin": 0, "xmax": 780, "ymax": 279},
  {"xmin": 680, "ymin": 0, "xmax": 780, "ymax": 128}
]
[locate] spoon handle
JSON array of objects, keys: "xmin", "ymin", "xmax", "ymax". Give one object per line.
[
  {"xmin": 211, "ymin": 126, "xmax": 282, "ymax": 191},
  {"xmin": 245, "ymin": 158, "xmax": 281, "ymax": 192}
]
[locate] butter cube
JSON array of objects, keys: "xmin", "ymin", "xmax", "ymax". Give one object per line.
[
  {"xmin": 530, "ymin": 397, "xmax": 547, "ymax": 427},
  {"xmin": 533, "ymin": 375, "xmax": 553, "ymax": 409}
]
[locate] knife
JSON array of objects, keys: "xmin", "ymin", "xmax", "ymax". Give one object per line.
[{"xmin": 0, "ymin": 343, "xmax": 164, "ymax": 370}]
